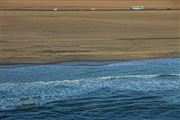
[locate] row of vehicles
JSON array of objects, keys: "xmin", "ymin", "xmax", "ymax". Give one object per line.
[{"xmin": 52, "ymin": 6, "xmax": 145, "ymax": 11}]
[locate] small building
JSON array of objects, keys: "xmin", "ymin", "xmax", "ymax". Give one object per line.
[{"xmin": 130, "ymin": 6, "xmax": 144, "ymax": 10}]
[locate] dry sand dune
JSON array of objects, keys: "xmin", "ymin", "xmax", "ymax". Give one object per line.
[{"xmin": 1, "ymin": 1, "xmax": 180, "ymax": 64}]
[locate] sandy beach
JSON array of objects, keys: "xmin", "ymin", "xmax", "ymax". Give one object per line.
[
  {"xmin": 1, "ymin": 0, "xmax": 180, "ymax": 64},
  {"xmin": 1, "ymin": 1, "xmax": 180, "ymax": 118},
  {"xmin": 2, "ymin": 0, "xmax": 180, "ymax": 9}
]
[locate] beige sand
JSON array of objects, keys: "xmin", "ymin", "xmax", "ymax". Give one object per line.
[
  {"xmin": 2, "ymin": 0, "xmax": 180, "ymax": 9},
  {"xmin": 1, "ymin": 1, "xmax": 180, "ymax": 64}
]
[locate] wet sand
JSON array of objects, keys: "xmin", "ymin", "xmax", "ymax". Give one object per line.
[{"xmin": 1, "ymin": 0, "xmax": 180, "ymax": 65}]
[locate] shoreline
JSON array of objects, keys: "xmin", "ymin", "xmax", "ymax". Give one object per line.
[
  {"xmin": 1, "ymin": 57, "xmax": 179, "ymax": 66},
  {"xmin": 1, "ymin": 56, "xmax": 179, "ymax": 66}
]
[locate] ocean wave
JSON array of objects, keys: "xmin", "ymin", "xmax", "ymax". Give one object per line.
[
  {"xmin": 0, "ymin": 73, "xmax": 180, "ymax": 111},
  {"xmin": 101, "ymin": 73, "xmax": 180, "ymax": 80}
]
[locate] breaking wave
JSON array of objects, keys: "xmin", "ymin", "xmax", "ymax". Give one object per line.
[
  {"xmin": 1, "ymin": 58, "xmax": 180, "ymax": 118},
  {"xmin": 0, "ymin": 73, "xmax": 180, "ymax": 111}
]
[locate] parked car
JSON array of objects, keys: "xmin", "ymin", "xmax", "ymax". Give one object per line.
[{"xmin": 130, "ymin": 6, "xmax": 144, "ymax": 10}]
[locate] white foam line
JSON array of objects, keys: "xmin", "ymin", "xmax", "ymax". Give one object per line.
[{"xmin": 1, "ymin": 73, "xmax": 180, "ymax": 87}]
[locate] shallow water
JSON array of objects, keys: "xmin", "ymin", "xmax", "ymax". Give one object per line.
[{"xmin": 0, "ymin": 58, "xmax": 180, "ymax": 120}]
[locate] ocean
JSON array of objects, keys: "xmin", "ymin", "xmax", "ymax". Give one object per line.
[{"xmin": 0, "ymin": 58, "xmax": 180, "ymax": 120}]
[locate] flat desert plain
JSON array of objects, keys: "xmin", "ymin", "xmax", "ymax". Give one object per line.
[
  {"xmin": 1, "ymin": 0, "xmax": 180, "ymax": 64},
  {"xmin": 2, "ymin": 0, "xmax": 180, "ymax": 9}
]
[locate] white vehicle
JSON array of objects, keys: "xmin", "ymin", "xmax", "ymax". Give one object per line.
[
  {"xmin": 130, "ymin": 6, "xmax": 144, "ymax": 10},
  {"xmin": 53, "ymin": 8, "xmax": 58, "ymax": 11},
  {"xmin": 91, "ymin": 7, "xmax": 97, "ymax": 11}
]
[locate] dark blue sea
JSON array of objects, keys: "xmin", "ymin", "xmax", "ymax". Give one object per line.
[{"xmin": 0, "ymin": 58, "xmax": 180, "ymax": 120}]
